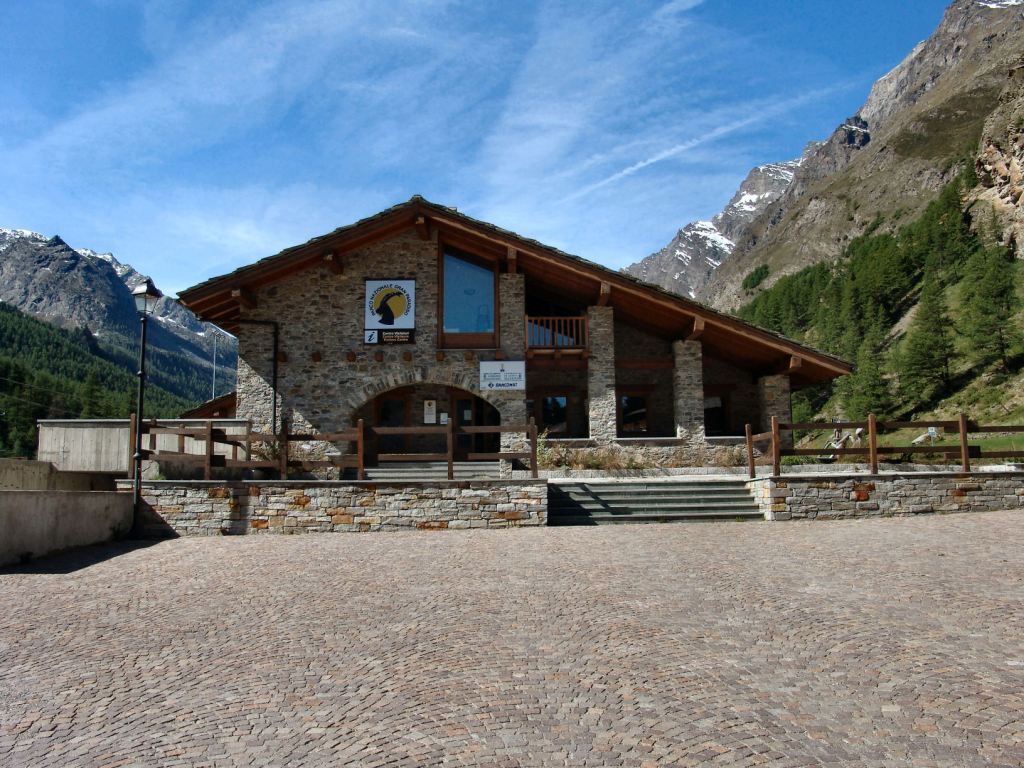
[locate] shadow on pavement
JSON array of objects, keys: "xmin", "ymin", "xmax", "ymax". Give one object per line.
[{"xmin": 0, "ymin": 539, "xmax": 167, "ymax": 575}]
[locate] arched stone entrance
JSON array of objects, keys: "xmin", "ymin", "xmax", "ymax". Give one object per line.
[{"xmin": 350, "ymin": 381, "xmax": 505, "ymax": 465}]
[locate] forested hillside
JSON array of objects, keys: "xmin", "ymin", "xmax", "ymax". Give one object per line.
[
  {"xmin": 0, "ymin": 303, "xmax": 193, "ymax": 458},
  {"xmin": 737, "ymin": 167, "xmax": 1024, "ymax": 423}
]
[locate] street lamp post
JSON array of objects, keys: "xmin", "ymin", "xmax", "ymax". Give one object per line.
[{"xmin": 131, "ymin": 278, "xmax": 162, "ymax": 535}]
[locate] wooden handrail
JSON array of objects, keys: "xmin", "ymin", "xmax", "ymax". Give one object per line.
[
  {"xmin": 525, "ymin": 315, "xmax": 588, "ymax": 349},
  {"xmin": 748, "ymin": 412, "xmax": 1024, "ymax": 477}
]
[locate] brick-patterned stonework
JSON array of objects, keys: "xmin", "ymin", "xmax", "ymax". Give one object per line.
[
  {"xmin": 757, "ymin": 374, "xmax": 791, "ymax": 433},
  {"xmin": 752, "ymin": 472, "xmax": 1024, "ymax": 520},
  {"xmin": 130, "ymin": 481, "xmax": 547, "ymax": 535},
  {"xmin": 586, "ymin": 306, "xmax": 616, "ymax": 442},
  {"xmin": 672, "ymin": 340, "xmax": 704, "ymax": 444},
  {"xmin": 235, "ymin": 230, "xmax": 526, "ymax": 442}
]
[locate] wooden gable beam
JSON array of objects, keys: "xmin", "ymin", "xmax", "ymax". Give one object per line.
[
  {"xmin": 322, "ymin": 252, "xmax": 344, "ymax": 275},
  {"xmin": 231, "ymin": 287, "xmax": 257, "ymax": 310},
  {"xmin": 686, "ymin": 316, "xmax": 705, "ymax": 341},
  {"xmin": 415, "ymin": 215, "xmax": 431, "ymax": 241},
  {"xmin": 597, "ymin": 281, "xmax": 611, "ymax": 306}
]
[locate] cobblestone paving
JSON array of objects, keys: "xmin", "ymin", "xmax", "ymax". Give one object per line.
[{"xmin": 2, "ymin": 511, "xmax": 1024, "ymax": 767}]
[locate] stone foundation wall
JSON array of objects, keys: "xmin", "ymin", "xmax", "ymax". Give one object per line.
[
  {"xmin": 752, "ymin": 472, "xmax": 1024, "ymax": 520},
  {"xmin": 129, "ymin": 481, "xmax": 547, "ymax": 536}
]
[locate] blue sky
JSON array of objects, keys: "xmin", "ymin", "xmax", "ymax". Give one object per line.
[{"xmin": 0, "ymin": 0, "xmax": 951, "ymax": 297}]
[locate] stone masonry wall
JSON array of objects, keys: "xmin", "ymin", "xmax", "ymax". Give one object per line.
[
  {"xmin": 134, "ymin": 481, "xmax": 547, "ymax": 535},
  {"xmin": 587, "ymin": 306, "xmax": 616, "ymax": 442},
  {"xmin": 752, "ymin": 472, "xmax": 1024, "ymax": 521},
  {"xmin": 235, "ymin": 229, "xmax": 526, "ymax": 442}
]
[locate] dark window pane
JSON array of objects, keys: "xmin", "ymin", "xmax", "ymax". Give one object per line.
[
  {"xmin": 620, "ymin": 395, "xmax": 647, "ymax": 434},
  {"xmin": 541, "ymin": 396, "xmax": 568, "ymax": 434},
  {"xmin": 444, "ymin": 251, "xmax": 494, "ymax": 333}
]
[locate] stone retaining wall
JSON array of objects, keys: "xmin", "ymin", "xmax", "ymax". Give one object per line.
[
  {"xmin": 752, "ymin": 472, "xmax": 1024, "ymax": 520},
  {"xmin": 125, "ymin": 481, "xmax": 547, "ymax": 536}
]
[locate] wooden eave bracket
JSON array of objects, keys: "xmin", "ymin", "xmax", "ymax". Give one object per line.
[
  {"xmin": 780, "ymin": 355, "xmax": 803, "ymax": 375},
  {"xmin": 685, "ymin": 316, "xmax": 705, "ymax": 341},
  {"xmin": 415, "ymin": 215, "xmax": 431, "ymax": 241},
  {"xmin": 231, "ymin": 287, "xmax": 257, "ymax": 310},
  {"xmin": 507, "ymin": 246, "xmax": 518, "ymax": 274},
  {"xmin": 597, "ymin": 282, "xmax": 611, "ymax": 306},
  {"xmin": 323, "ymin": 252, "xmax": 344, "ymax": 275}
]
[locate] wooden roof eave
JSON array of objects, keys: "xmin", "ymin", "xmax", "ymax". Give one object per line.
[{"xmin": 422, "ymin": 207, "xmax": 851, "ymax": 378}]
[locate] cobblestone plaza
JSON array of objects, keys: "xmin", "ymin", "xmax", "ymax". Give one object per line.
[{"xmin": 2, "ymin": 511, "xmax": 1023, "ymax": 766}]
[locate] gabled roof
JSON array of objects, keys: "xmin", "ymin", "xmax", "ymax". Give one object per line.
[{"xmin": 177, "ymin": 196, "xmax": 850, "ymax": 386}]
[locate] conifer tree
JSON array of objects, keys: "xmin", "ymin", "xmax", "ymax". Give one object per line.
[
  {"xmin": 844, "ymin": 313, "xmax": 894, "ymax": 418},
  {"xmin": 960, "ymin": 247, "xmax": 1020, "ymax": 368},
  {"xmin": 901, "ymin": 272, "xmax": 953, "ymax": 403}
]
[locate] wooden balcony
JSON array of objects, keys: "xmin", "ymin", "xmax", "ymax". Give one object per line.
[{"xmin": 525, "ymin": 315, "xmax": 588, "ymax": 359}]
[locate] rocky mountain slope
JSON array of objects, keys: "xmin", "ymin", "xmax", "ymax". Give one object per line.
[
  {"xmin": 623, "ymin": 156, "xmax": 804, "ymax": 297},
  {"xmin": 0, "ymin": 228, "xmax": 235, "ymax": 403},
  {"xmin": 699, "ymin": 0, "xmax": 1024, "ymax": 310},
  {"xmin": 974, "ymin": 56, "xmax": 1024, "ymax": 249}
]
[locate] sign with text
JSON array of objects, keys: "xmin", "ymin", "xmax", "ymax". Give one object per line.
[
  {"xmin": 480, "ymin": 360, "xmax": 526, "ymax": 391},
  {"xmin": 364, "ymin": 280, "xmax": 415, "ymax": 343}
]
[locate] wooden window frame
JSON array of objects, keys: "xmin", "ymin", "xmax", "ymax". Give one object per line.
[{"xmin": 438, "ymin": 239, "xmax": 500, "ymax": 349}]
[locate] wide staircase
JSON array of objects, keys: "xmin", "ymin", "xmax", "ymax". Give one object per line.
[
  {"xmin": 354, "ymin": 461, "xmax": 502, "ymax": 482},
  {"xmin": 547, "ymin": 478, "xmax": 762, "ymax": 525}
]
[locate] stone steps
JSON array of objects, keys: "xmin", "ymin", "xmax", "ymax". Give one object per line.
[{"xmin": 548, "ymin": 479, "xmax": 761, "ymax": 525}]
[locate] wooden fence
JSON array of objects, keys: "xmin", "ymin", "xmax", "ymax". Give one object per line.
[
  {"xmin": 130, "ymin": 415, "xmax": 539, "ymax": 481},
  {"xmin": 744, "ymin": 414, "xmax": 1024, "ymax": 478}
]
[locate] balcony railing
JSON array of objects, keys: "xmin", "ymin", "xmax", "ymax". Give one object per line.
[{"xmin": 525, "ymin": 315, "xmax": 588, "ymax": 352}]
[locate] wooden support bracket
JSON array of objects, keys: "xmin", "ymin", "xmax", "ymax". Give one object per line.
[
  {"xmin": 685, "ymin": 316, "xmax": 705, "ymax": 342},
  {"xmin": 231, "ymin": 287, "xmax": 257, "ymax": 310},
  {"xmin": 597, "ymin": 281, "xmax": 611, "ymax": 306},
  {"xmin": 507, "ymin": 246, "xmax": 518, "ymax": 274},
  {"xmin": 415, "ymin": 215, "xmax": 431, "ymax": 241}
]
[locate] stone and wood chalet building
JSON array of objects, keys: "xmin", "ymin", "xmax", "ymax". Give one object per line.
[{"xmin": 177, "ymin": 197, "xmax": 850, "ymax": 468}]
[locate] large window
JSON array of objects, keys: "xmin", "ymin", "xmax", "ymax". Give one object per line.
[
  {"xmin": 442, "ymin": 246, "xmax": 496, "ymax": 347},
  {"xmin": 618, "ymin": 393, "xmax": 648, "ymax": 435}
]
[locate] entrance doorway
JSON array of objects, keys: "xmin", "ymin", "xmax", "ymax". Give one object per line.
[{"xmin": 354, "ymin": 385, "xmax": 501, "ymax": 465}]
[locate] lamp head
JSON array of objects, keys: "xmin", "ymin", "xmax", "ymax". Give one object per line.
[{"xmin": 132, "ymin": 278, "xmax": 162, "ymax": 316}]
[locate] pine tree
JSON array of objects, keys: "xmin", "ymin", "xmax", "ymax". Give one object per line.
[
  {"xmin": 845, "ymin": 314, "xmax": 894, "ymax": 419},
  {"xmin": 901, "ymin": 273, "xmax": 953, "ymax": 404},
  {"xmin": 960, "ymin": 247, "xmax": 1021, "ymax": 369}
]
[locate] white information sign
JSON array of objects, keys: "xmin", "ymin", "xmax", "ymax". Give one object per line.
[
  {"xmin": 480, "ymin": 360, "xmax": 526, "ymax": 391},
  {"xmin": 424, "ymin": 399, "xmax": 437, "ymax": 424}
]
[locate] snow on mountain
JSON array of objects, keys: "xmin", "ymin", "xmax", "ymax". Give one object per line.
[
  {"xmin": 978, "ymin": 1, "xmax": 1023, "ymax": 9},
  {"xmin": 624, "ymin": 157, "xmax": 801, "ymax": 298}
]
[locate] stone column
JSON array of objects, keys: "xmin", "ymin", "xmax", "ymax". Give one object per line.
[
  {"xmin": 499, "ymin": 273, "xmax": 526, "ymax": 358},
  {"xmin": 587, "ymin": 306, "xmax": 616, "ymax": 442},
  {"xmin": 672, "ymin": 339, "xmax": 705, "ymax": 444},
  {"xmin": 498, "ymin": 273, "xmax": 528, "ymax": 473},
  {"xmin": 758, "ymin": 374, "xmax": 792, "ymax": 448}
]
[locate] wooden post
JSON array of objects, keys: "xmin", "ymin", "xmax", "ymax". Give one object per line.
[
  {"xmin": 279, "ymin": 420, "xmax": 290, "ymax": 480},
  {"xmin": 530, "ymin": 417, "xmax": 538, "ymax": 479},
  {"xmin": 959, "ymin": 412, "xmax": 971, "ymax": 473},
  {"xmin": 868, "ymin": 413, "xmax": 879, "ymax": 475},
  {"xmin": 356, "ymin": 419, "xmax": 365, "ymax": 480},
  {"xmin": 127, "ymin": 412, "xmax": 137, "ymax": 479},
  {"xmin": 177, "ymin": 426, "xmax": 186, "ymax": 455},
  {"xmin": 771, "ymin": 416, "xmax": 781, "ymax": 477},
  {"xmin": 204, "ymin": 420, "xmax": 214, "ymax": 480},
  {"xmin": 446, "ymin": 417, "xmax": 455, "ymax": 480},
  {"xmin": 745, "ymin": 423, "xmax": 755, "ymax": 479}
]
